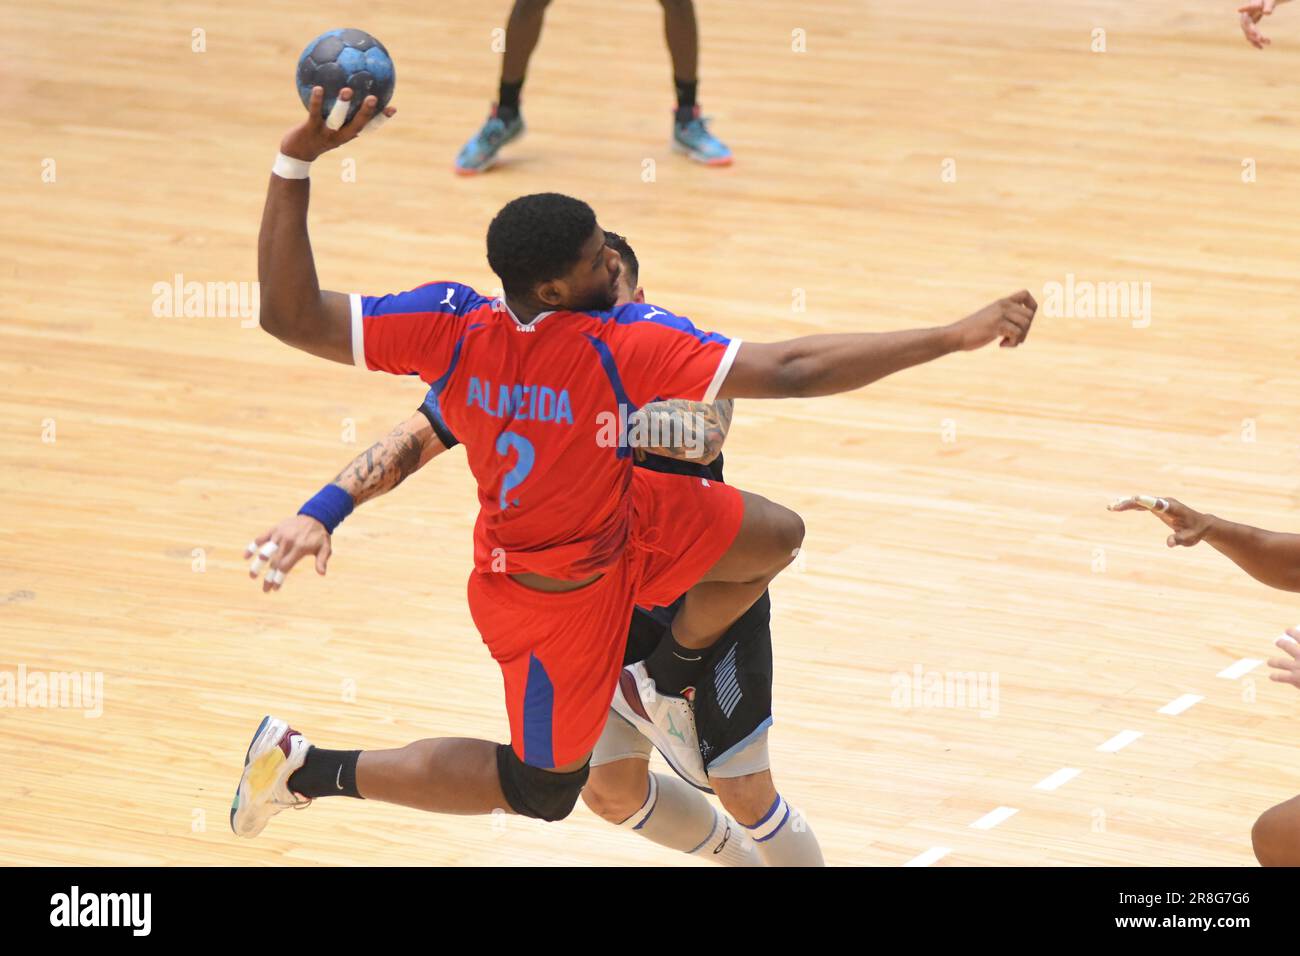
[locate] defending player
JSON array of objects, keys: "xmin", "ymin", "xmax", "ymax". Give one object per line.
[
  {"xmin": 247, "ymin": 233, "xmax": 817, "ymax": 865},
  {"xmin": 454, "ymin": 0, "xmax": 730, "ymax": 173},
  {"xmin": 234, "ymin": 87, "xmax": 1035, "ymax": 847},
  {"xmin": 1110, "ymin": 494, "xmax": 1300, "ymax": 865}
]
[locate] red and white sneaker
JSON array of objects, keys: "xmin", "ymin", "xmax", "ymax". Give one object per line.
[
  {"xmin": 229, "ymin": 716, "xmax": 312, "ymax": 838},
  {"xmin": 611, "ymin": 662, "xmax": 712, "ymax": 792}
]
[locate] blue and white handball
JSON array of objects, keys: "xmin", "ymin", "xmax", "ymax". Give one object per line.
[{"xmin": 296, "ymin": 29, "xmax": 395, "ymax": 124}]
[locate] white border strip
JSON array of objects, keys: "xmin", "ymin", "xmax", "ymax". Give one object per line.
[
  {"xmin": 903, "ymin": 846, "xmax": 952, "ymax": 867},
  {"xmin": 349, "ymin": 293, "xmax": 365, "ymax": 368},
  {"xmin": 1034, "ymin": 768, "xmax": 1081, "ymax": 791},
  {"xmin": 1217, "ymin": 658, "xmax": 1263, "ymax": 680},
  {"xmin": 970, "ymin": 806, "xmax": 1019, "ymax": 830},
  {"xmin": 1158, "ymin": 693, "xmax": 1203, "ymax": 716},
  {"xmin": 1097, "ymin": 730, "xmax": 1143, "ymax": 753},
  {"xmin": 702, "ymin": 338, "xmax": 742, "ymax": 404}
]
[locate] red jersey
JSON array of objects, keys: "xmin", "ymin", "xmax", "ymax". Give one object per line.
[{"xmin": 351, "ymin": 282, "xmax": 740, "ymax": 579}]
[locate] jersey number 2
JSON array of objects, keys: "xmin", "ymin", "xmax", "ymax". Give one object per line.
[{"xmin": 495, "ymin": 431, "xmax": 535, "ymax": 510}]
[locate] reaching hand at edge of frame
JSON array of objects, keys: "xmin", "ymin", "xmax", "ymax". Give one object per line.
[
  {"xmin": 1241, "ymin": 0, "xmax": 1292, "ymax": 50},
  {"xmin": 1268, "ymin": 629, "xmax": 1300, "ymax": 689}
]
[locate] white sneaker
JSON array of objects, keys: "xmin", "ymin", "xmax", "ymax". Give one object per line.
[
  {"xmin": 611, "ymin": 661, "xmax": 712, "ymax": 792},
  {"xmin": 229, "ymin": 716, "xmax": 312, "ymax": 838}
]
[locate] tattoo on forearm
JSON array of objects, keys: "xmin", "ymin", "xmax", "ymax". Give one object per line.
[
  {"xmin": 331, "ymin": 423, "xmax": 426, "ymax": 504},
  {"xmin": 631, "ymin": 398, "xmax": 734, "ymax": 463}
]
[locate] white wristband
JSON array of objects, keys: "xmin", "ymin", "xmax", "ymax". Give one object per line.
[{"xmin": 272, "ymin": 152, "xmax": 313, "ymax": 180}]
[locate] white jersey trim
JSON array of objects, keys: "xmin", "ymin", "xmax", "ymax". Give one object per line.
[
  {"xmin": 500, "ymin": 298, "xmax": 555, "ymax": 330},
  {"xmin": 349, "ymin": 293, "xmax": 365, "ymax": 368},
  {"xmin": 702, "ymin": 338, "xmax": 742, "ymax": 405}
]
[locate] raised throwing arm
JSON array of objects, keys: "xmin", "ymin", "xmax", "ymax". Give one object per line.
[{"xmin": 258, "ymin": 87, "xmax": 396, "ymax": 364}]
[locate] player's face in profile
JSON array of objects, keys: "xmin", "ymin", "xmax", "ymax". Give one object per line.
[{"xmin": 555, "ymin": 227, "xmax": 621, "ymax": 312}]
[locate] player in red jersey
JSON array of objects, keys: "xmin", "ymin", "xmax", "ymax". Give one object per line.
[
  {"xmin": 232, "ymin": 88, "xmax": 1036, "ymax": 842},
  {"xmin": 246, "ymin": 233, "xmax": 804, "ymax": 864}
]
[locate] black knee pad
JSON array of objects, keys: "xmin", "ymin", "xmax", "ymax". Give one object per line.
[{"xmin": 495, "ymin": 744, "xmax": 589, "ymax": 822}]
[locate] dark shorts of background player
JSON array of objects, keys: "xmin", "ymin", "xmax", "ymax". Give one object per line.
[
  {"xmin": 625, "ymin": 592, "xmax": 774, "ymax": 773},
  {"xmin": 626, "ymin": 449, "xmax": 774, "ymax": 772}
]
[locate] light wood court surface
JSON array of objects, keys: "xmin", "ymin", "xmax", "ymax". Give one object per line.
[{"xmin": 3, "ymin": 1, "xmax": 1300, "ymax": 865}]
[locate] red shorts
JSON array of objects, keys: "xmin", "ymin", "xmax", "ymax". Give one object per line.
[{"xmin": 466, "ymin": 468, "xmax": 744, "ymax": 768}]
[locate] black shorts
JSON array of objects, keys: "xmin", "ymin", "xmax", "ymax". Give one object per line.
[{"xmin": 624, "ymin": 590, "xmax": 773, "ymax": 772}]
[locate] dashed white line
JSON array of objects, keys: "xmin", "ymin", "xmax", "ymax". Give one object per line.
[
  {"xmin": 1217, "ymin": 658, "xmax": 1263, "ymax": 680},
  {"xmin": 970, "ymin": 806, "xmax": 1019, "ymax": 830},
  {"xmin": 1097, "ymin": 730, "xmax": 1144, "ymax": 753},
  {"xmin": 903, "ymin": 846, "xmax": 951, "ymax": 867},
  {"xmin": 1034, "ymin": 767, "xmax": 1082, "ymax": 791},
  {"xmin": 913, "ymin": 653, "xmax": 1249, "ymax": 860},
  {"xmin": 1158, "ymin": 693, "xmax": 1203, "ymax": 716}
]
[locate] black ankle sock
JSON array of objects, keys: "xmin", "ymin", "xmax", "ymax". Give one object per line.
[
  {"xmin": 287, "ymin": 747, "xmax": 363, "ymax": 799},
  {"xmin": 645, "ymin": 630, "xmax": 706, "ymax": 697},
  {"xmin": 497, "ymin": 80, "xmax": 523, "ymax": 118},
  {"xmin": 674, "ymin": 77, "xmax": 697, "ymax": 123}
]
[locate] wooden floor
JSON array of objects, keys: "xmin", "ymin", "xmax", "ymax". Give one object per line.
[{"xmin": 4, "ymin": 0, "xmax": 1300, "ymax": 866}]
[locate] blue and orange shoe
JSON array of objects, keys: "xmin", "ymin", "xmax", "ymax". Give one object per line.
[
  {"xmin": 229, "ymin": 715, "xmax": 312, "ymax": 838},
  {"xmin": 453, "ymin": 106, "xmax": 525, "ymax": 175},
  {"xmin": 672, "ymin": 106, "xmax": 732, "ymax": 166}
]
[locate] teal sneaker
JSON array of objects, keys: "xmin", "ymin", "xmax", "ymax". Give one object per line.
[
  {"xmin": 454, "ymin": 106, "xmax": 525, "ymax": 175},
  {"xmin": 672, "ymin": 106, "xmax": 732, "ymax": 166}
]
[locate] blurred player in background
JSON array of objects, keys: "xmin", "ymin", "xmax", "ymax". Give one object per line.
[
  {"xmin": 1111, "ymin": 494, "xmax": 1300, "ymax": 865},
  {"xmin": 247, "ymin": 233, "xmax": 823, "ymax": 866},
  {"xmin": 1240, "ymin": 0, "xmax": 1291, "ymax": 47},
  {"xmin": 454, "ymin": 0, "xmax": 731, "ymax": 173}
]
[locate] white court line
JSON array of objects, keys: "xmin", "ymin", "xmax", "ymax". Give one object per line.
[
  {"xmin": 903, "ymin": 846, "xmax": 951, "ymax": 867},
  {"xmin": 1097, "ymin": 730, "xmax": 1144, "ymax": 753},
  {"xmin": 1034, "ymin": 767, "xmax": 1082, "ymax": 791},
  {"xmin": 970, "ymin": 806, "xmax": 1019, "ymax": 830},
  {"xmin": 1217, "ymin": 659, "xmax": 1263, "ymax": 680},
  {"xmin": 1158, "ymin": 693, "xmax": 1203, "ymax": 716}
]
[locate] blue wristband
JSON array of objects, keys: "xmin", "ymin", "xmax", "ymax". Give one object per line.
[{"xmin": 298, "ymin": 484, "xmax": 355, "ymax": 534}]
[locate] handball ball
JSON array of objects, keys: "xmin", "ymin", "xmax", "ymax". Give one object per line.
[{"xmin": 296, "ymin": 29, "xmax": 395, "ymax": 124}]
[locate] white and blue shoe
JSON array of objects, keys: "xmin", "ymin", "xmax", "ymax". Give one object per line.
[
  {"xmin": 611, "ymin": 661, "xmax": 713, "ymax": 793},
  {"xmin": 229, "ymin": 716, "xmax": 312, "ymax": 838}
]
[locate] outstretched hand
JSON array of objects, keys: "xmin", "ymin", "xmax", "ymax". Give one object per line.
[
  {"xmin": 280, "ymin": 87, "xmax": 397, "ymax": 163},
  {"xmin": 245, "ymin": 515, "xmax": 333, "ymax": 593},
  {"xmin": 1108, "ymin": 495, "xmax": 1215, "ymax": 548}
]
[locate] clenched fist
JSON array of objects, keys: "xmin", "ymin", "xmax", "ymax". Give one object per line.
[{"xmin": 948, "ymin": 290, "xmax": 1038, "ymax": 351}]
